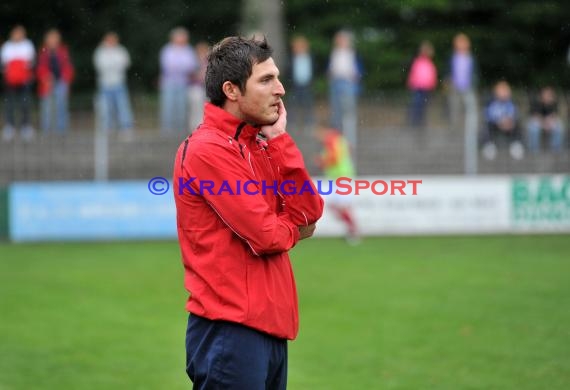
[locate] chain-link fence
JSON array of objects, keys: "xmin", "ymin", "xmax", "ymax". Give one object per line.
[{"xmin": 1, "ymin": 91, "xmax": 569, "ymax": 186}]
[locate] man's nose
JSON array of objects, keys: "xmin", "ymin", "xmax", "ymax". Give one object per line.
[{"xmin": 275, "ymin": 80, "xmax": 285, "ymax": 96}]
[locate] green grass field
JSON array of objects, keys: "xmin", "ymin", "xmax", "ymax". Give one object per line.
[{"xmin": 1, "ymin": 236, "xmax": 569, "ymax": 389}]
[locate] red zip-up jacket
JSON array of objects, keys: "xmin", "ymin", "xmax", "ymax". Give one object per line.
[
  {"xmin": 37, "ymin": 45, "xmax": 74, "ymax": 97},
  {"xmin": 173, "ymin": 103, "xmax": 324, "ymax": 340}
]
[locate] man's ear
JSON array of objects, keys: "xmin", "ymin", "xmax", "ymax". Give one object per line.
[{"xmin": 222, "ymin": 81, "xmax": 240, "ymax": 102}]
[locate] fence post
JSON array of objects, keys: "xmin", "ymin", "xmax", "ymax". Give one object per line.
[
  {"xmin": 94, "ymin": 93, "xmax": 109, "ymax": 181},
  {"xmin": 464, "ymin": 91, "xmax": 479, "ymax": 175}
]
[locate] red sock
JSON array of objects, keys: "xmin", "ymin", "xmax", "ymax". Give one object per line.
[{"xmin": 332, "ymin": 206, "xmax": 357, "ymax": 236}]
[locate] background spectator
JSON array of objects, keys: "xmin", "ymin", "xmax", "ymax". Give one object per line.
[
  {"xmin": 159, "ymin": 27, "xmax": 197, "ymax": 134},
  {"xmin": 482, "ymin": 80, "xmax": 524, "ymax": 160},
  {"xmin": 447, "ymin": 33, "xmax": 478, "ymax": 129},
  {"xmin": 289, "ymin": 35, "xmax": 315, "ymax": 135},
  {"xmin": 37, "ymin": 28, "xmax": 74, "ymax": 134},
  {"xmin": 1, "ymin": 25, "xmax": 35, "ymax": 141},
  {"xmin": 526, "ymin": 86, "xmax": 565, "ymax": 153},
  {"xmin": 407, "ymin": 40, "xmax": 438, "ymax": 128},
  {"xmin": 187, "ymin": 41, "xmax": 209, "ymax": 132},
  {"xmin": 93, "ymin": 32, "xmax": 134, "ymax": 138},
  {"xmin": 328, "ymin": 30, "xmax": 361, "ymax": 151}
]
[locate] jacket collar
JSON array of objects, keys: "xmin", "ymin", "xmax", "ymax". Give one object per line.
[{"xmin": 203, "ymin": 102, "xmax": 260, "ymax": 141}]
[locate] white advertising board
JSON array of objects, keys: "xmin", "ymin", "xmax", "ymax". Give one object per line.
[{"xmin": 315, "ymin": 175, "xmax": 570, "ymax": 236}]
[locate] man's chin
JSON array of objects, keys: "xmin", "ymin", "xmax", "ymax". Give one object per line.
[{"xmin": 256, "ymin": 115, "xmax": 279, "ymax": 126}]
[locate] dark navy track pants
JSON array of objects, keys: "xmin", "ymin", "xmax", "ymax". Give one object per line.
[{"xmin": 185, "ymin": 314, "xmax": 288, "ymax": 390}]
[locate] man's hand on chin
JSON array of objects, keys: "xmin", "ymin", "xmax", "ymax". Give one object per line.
[{"xmin": 260, "ymin": 100, "xmax": 287, "ymax": 140}]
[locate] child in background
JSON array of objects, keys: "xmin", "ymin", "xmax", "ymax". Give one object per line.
[
  {"xmin": 526, "ymin": 86, "xmax": 565, "ymax": 153},
  {"xmin": 315, "ymin": 127, "xmax": 360, "ymax": 244},
  {"xmin": 482, "ymin": 81, "xmax": 524, "ymax": 160}
]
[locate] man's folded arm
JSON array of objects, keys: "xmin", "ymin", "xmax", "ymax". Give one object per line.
[
  {"xmin": 267, "ymin": 133, "xmax": 324, "ymax": 226},
  {"xmin": 185, "ymin": 144, "xmax": 301, "ymax": 256}
]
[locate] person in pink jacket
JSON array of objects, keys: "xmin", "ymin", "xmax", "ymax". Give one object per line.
[{"xmin": 407, "ymin": 41, "xmax": 438, "ymax": 128}]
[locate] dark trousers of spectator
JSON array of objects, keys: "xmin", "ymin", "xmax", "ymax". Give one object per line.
[
  {"xmin": 186, "ymin": 314, "xmax": 288, "ymax": 390},
  {"xmin": 289, "ymin": 84, "xmax": 315, "ymax": 134},
  {"xmin": 526, "ymin": 117, "xmax": 565, "ymax": 152},
  {"xmin": 485, "ymin": 122, "xmax": 522, "ymax": 146},
  {"xmin": 3, "ymin": 83, "xmax": 32, "ymax": 129},
  {"xmin": 409, "ymin": 89, "xmax": 430, "ymax": 127}
]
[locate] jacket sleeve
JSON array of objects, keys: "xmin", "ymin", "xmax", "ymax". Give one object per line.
[
  {"xmin": 62, "ymin": 46, "xmax": 74, "ymax": 83},
  {"xmin": 182, "ymin": 141, "xmax": 301, "ymax": 256},
  {"xmin": 266, "ymin": 133, "xmax": 324, "ymax": 226},
  {"xmin": 36, "ymin": 50, "xmax": 49, "ymax": 82}
]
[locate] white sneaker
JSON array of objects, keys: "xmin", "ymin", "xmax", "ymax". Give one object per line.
[
  {"xmin": 345, "ymin": 233, "xmax": 362, "ymax": 246},
  {"xmin": 482, "ymin": 142, "xmax": 497, "ymax": 160},
  {"xmin": 509, "ymin": 141, "xmax": 524, "ymax": 160},
  {"xmin": 21, "ymin": 126, "xmax": 36, "ymax": 142},
  {"xmin": 2, "ymin": 125, "xmax": 15, "ymax": 142}
]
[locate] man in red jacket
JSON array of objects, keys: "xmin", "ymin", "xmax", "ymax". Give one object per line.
[
  {"xmin": 173, "ymin": 36, "xmax": 324, "ymax": 389},
  {"xmin": 37, "ymin": 28, "xmax": 74, "ymax": 133}
]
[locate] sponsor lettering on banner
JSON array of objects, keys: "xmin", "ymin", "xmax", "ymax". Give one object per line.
[{"xmin": 512, "ymin": 175, "xmax": 570, "ymax": 230}]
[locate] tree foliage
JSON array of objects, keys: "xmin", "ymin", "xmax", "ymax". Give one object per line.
[
  {"xmin": 285, "ymin": 0, "xmax": 570, "ymax": 92},
  {"xmin": 1, "ymin": 0, "xmax": 569, "ymax": 93},
  {"xmin": 0, "ymin": 0, "xmax": 239, "ymax": 91}
]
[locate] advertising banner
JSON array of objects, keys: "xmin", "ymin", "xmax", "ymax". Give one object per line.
[
  {"xmin": 9, "ymin": 181, "xmax": 176, "ymax": 242},
  {"xmin": 8, "ymin": 175, "xmax": 570, "ymax": 241}
]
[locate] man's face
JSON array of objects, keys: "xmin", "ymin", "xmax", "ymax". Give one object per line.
[
  {"xmin": 236, "ymin": 57, "xmax": 285, "ymax": 126},
  {"xmin": 11, "ymin": 27, "xmax": 25, "ymax": 42},
  {"xmin": 104, "ymin": 34, "xmax": 119, "ymax": 46},
  {"xmin": 172, "ymin": 32, "xmax": 188, "ymax": 46},
  {"xmin": 292, "ymin": 38, "xmax": 308, "ymax": 55},
  {"xmin": 46, "ymin": 31, "xmax": 61, "ymax": 49},
  {"xmin": 454, "ymin": 36, "xmax": 470, "ymax": 53},
  {"xmin": 335, "ymin": 33, "xmax": 351, "ymax": 49},
  {"xmin": 541, "ymin": 88, "xmax": 555, "ymax": 104}
]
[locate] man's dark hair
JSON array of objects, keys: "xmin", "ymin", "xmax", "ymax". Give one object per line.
[{"xmin": 206, "ymin": 36, "xmax": 273, "ymax": 107}]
